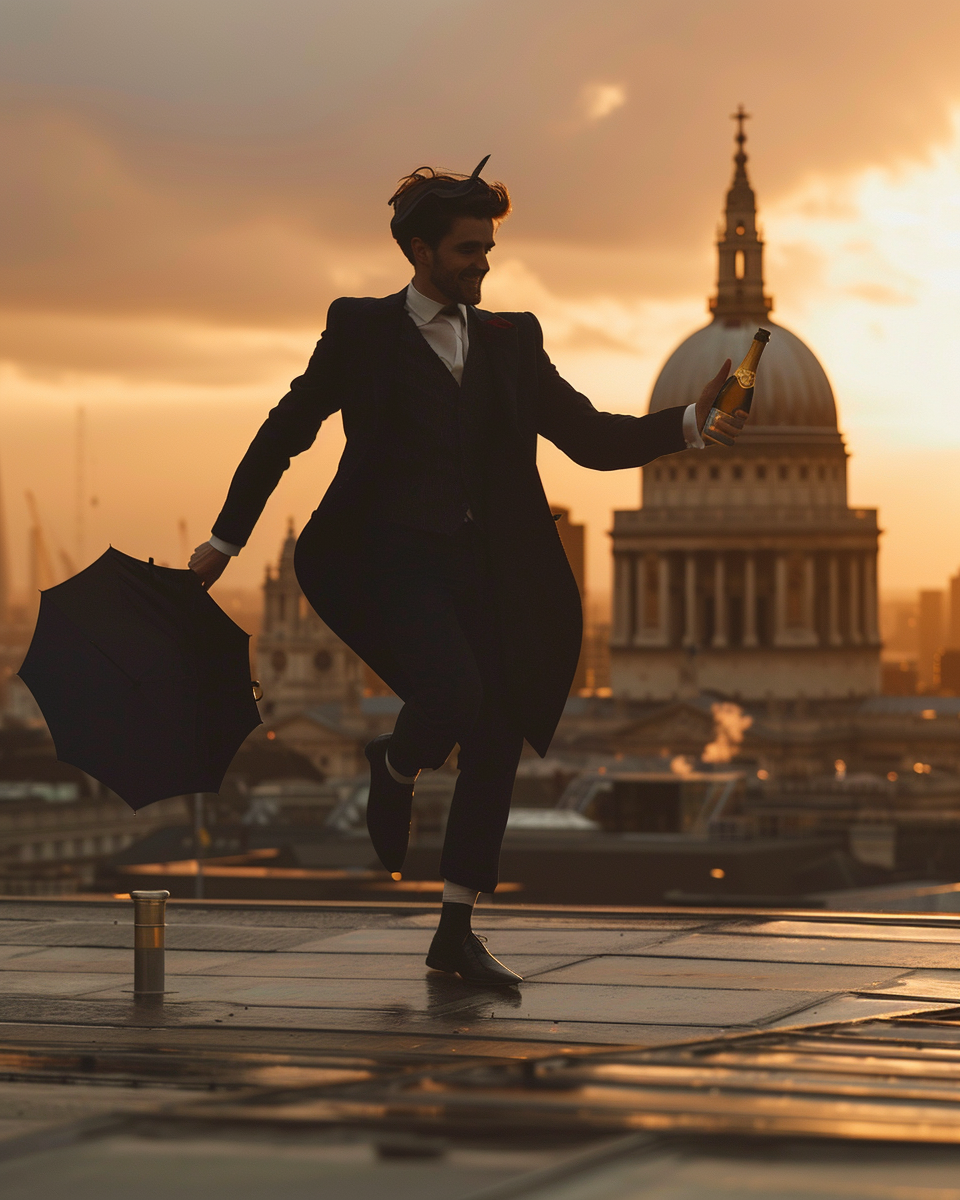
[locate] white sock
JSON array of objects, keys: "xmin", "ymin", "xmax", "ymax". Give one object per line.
[
  {"xmin": 442, "ymin": 880, "xmax": 479, "ymax": 906},
  {"xmin": 385, "ymin": 748, "xmax": 418, "ymax": 786}
]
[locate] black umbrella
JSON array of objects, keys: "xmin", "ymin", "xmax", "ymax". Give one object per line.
[{"xmin": 18, "ymin": 548, "xmax": 262, "ymax": 810}]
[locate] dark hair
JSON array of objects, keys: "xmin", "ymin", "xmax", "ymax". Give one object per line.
[{"xmin": 388, "ymin": 166, "xmax": 511, "ymax": 265}]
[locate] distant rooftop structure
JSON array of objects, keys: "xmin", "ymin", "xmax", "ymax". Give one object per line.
[{"xmin": 256, "ymin": 521, "xmax": 365, "ymax": 722}]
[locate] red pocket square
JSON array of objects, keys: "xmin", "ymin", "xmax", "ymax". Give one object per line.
[{"xmin": 485, "ymin": 316, "xmax": 514, "ymax": 330}]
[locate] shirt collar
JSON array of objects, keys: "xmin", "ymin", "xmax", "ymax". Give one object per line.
[{"xmin": 405, "ymin": 281, "xmax": 467, "ymax": 326}]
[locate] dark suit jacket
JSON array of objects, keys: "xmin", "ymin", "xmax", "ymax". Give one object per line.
[{"xmin": 213, "ymin": 287, "xmax": 687, "ymax": 755}]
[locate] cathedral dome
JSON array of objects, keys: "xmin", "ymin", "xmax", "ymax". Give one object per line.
[
  {"xmin": 647, "ymin": 106, "xmax": 840, "ymax": 444},
  {"xmin": 648, "ymin": 319, "xmax": 838, "ymax": 432}
]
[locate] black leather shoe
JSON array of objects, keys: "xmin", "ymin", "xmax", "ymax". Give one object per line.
[
  {"xmin": 426, "ymin": 931, "xmax": 523, "ymax": 987},
  {"xmin": 364, "ymin": 735, "xmax": 414, "ymax": 874}
]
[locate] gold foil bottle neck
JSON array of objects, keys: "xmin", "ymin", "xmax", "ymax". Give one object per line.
[{"xmin": 735, "ymin": 367, "xmax": 756, "ymax": 388}]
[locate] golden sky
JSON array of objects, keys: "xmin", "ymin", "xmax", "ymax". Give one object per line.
[{"xmin": 3, "ymin": 0, "xmax": 960, "ymax": 604}]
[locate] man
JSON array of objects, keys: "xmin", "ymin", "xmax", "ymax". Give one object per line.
[{"xmin": 190, "ymin": 158, "xmax": 746, "ymax": 986}]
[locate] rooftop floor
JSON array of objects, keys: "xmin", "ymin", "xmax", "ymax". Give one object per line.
[{"xmin": 4, "ymin": 897, "xmax": 960, "ymax": 1196}]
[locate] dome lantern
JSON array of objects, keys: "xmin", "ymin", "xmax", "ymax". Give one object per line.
[{"xmin": 710, "ymin": 105, "xmax": 773, "ymax": 326}]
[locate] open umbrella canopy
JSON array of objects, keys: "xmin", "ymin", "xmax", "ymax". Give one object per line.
[{"xmin": 18, "ymin": 548, "xmax": 262, "ymax": 811}]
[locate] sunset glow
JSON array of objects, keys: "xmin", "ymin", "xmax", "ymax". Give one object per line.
[{"xmin": 3, "ymin": 0, "xmax": 960, "ymax": 607}]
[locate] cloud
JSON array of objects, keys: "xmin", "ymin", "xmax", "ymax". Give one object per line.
[
  {"xmin": 845, "ymin": 283, "xmax": 916, "ymax": 305},
  {"xmin": 2, "ymin": 0, "xmax": 960, "ymax": 385},
  {"xmin": 0, "ymin": 310, "xmax": 309, "ymax": 386},
  {"xmin": 553, "ymin": 324, "xmax": 640, "ymax": 354},
  {"xmin": 581, "ymin": 83, "xmax": 627, "ymax": 122}
]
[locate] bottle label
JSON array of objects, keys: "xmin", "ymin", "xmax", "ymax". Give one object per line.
[{"xmin": 735, "ymin": 367, "xmax": 756, "ymax": 388}]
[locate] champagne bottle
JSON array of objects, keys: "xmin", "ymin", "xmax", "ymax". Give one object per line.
[{"xmin": 703, "ymin": 328, "xmax": 770, "ymax": 446}]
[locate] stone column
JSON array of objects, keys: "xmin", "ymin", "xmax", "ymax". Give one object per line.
[
  {"xmin": 848, "ymin": 554, "xmax": 862, "ymax": 645},
  {"xmin": 828, "ymin": 554, "xmax": 842, "ymax": 646},
  {"xmin": 683, "ymin": 553, "xmax": 697, "ymax": 648},
  {"xmin": 743, "ymin": 553, "xmax": 758, "ymax": 647},
  {"xmin": 774, "ymin": 553, "xmax": 787, "ymax": 644},
  {"xmin": 804, "ymin": 554, "xmax": 817, "ymax": 643},
  {"xmin": 863, "ymin": 552, "xmax": 880, "ymax": 645},
  {"xmin": 612, "ymin": 554, "xmax": 633, "ymax": 646},
  {"xmin": 658, "ymin": 554, "xmax": 671, "ymax": 645},
  {"xmin": 636, "ymin": 553, "xmax": 672, "ymax": 647},
  {"xmin": 712, "ymin": 553, "xmax": 728, "ymax": 648},
  {"xmin": 633, "ymin": 554, "xmax": 647, "ymax": 640}
]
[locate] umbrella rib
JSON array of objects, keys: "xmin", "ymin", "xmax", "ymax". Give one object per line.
[{"xmin": 45, "ymin": 595, "xmax": 142, "ymax": 684}]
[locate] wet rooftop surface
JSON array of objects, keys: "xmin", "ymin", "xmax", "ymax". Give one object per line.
[{"xmin": 4, "ymin": 897, "xmax": 960, "ymax": 1196}]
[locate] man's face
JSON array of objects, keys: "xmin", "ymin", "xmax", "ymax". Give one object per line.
[{"xmin": 417, "ymin": 216, "xmax": 495, "ymax": 306}]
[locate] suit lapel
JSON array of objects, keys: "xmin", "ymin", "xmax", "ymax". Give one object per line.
[
  {"xmin": 471, "ymin": 308, "xmax": 520, "ymax": 433},
  {"xmin": 369, "ymin": 289, "xmax": 410, "ymax": 385},
  {"xmin": 392, "ymin": 289, "xmax": 471, "ymax": 397},
  {"xmin": 366, "ymin": 292, "xmax": 520, "ymax": 428}
]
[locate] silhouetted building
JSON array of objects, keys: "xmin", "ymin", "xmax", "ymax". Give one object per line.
[
  {"xmin": 948, "ymin": 570, "xmax": 960, "ymax": 649},
  {"xmin": 552, "ymin": 506, "xmax": 589, "ymax": 694},
  {"xmin": 257, "ymin": 522, "xmax": 365, "ymax": 721},
  {"xmin": 582, "ymin": 614, "xmax": 612, "ymax": 696},
  {"xmin": 0, "ymin": 466, "xmax": 41, "ymax": 723},
  {"xmin": 917, "ymin": 589, "xmax": 944, "ymax": 693},
  {"xmin": 939, "ymin": 649, "xmax": 960, "ymax": 696},
  {"xmin": 253, "ymin": 524, "xmax": 403, "ymax": 777},
  {"xmin": 610, "ymin": 114, "xmax": 880, "ymax": 701},
  {"xmin": 881, "ymin": 660, "xmax": 918, "ymax": 696}
]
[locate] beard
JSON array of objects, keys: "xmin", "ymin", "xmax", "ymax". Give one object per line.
[{"xmin": 429, "ymin": 263, "xmax": 486, "ymax": 306}]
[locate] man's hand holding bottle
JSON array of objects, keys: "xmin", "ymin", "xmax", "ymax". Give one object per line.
[
  {"xmin": 695, "ymin": 359, "xmax": 748, "ymax": 444},
  {"xmin": 696, "ymin": 328, "xmax": 770, "ymax": 447}
]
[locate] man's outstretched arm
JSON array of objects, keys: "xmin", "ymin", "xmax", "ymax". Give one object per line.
[
  {"xmin": 528, "ymin": 314, "xmax": 745, "ymax": 468},
  {"xmin": 189, "ymin": 303, "xmax": 348, "ymax": 588}
]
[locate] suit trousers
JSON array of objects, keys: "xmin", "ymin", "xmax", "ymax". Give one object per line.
[{"xmin": 295, "ymin": 520, "xmax": 524, "ymax": 894}]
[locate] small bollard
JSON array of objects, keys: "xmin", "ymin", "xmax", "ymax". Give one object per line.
[{"xmin": 130, "ymin": 890, "xmax": 170, "ymax": 999}]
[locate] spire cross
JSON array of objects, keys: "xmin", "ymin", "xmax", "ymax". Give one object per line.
[{"xmin": 731, "ymin": 104, "xmax": 750, "ymax": 147}]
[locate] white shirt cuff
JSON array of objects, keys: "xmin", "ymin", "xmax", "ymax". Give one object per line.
[
  {"xmin": 683, "ymin": 403, "xmax": 705, "ymax": 450},
  {"xmin": 209, "ymin": 535, "xmax": 241, "ymax": 557}
]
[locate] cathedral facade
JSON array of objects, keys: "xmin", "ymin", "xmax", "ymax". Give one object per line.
[{"xmin": 610, "ymin": 116, "xmax": 881, "ymax": 702}]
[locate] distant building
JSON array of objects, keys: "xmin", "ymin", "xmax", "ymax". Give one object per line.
[
  {"xmin": 552, "ymin": 507, "xmax": 589, "ymax": 695},
  {"xmin": 610, "ymin": 115, "xmax": 880, "ymax": 702},
  {"xmin": 554, "ymin": 692, "xmax": 960, "ymax": 782},
  {"xmin": 917, "ymin": 590, "xmax": 944, "ymax": 693},
  {"xmin": 881, "ymin": 660, "xmax": 918, "ymax": 697},
  {"xmin": 0, "ymin": 467, "xmax": 42, "ymax": 724},
  {"xmin": 253, "ymin": 524, "xmax": 404, "ymax": 776},
  {"xmin": 263, "ymin": 709, "xmax": 368, "ymax": 779},
  {"xmin": 948, "ymin": 569, "xmax": 960, "ymax": 649},
  {"xmin": 940, "ymin": 650, "xmax": 960, "ymax": 696},
  {"xmin": 256, "ymin": 522, "xmax": 366, "ymax": 721},
  {"xmin": 582, "ymin": 611, "xmax": 612, "ymax": 697},
  {"xmin": 553, "ymin": 507, "xmax": 585, "ymax": 596},
  {"xmin": 880, "ymin": 596, "xmax": 918, "ymax": 662}
]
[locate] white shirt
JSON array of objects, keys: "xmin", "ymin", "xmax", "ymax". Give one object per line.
[
  {"xmin": 208, "ymin": 283, "xmax": 703, "ymax": 557},
  {"xmin": 403, "ymin": 281, "xmax": 469, "ymax": 383}
]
